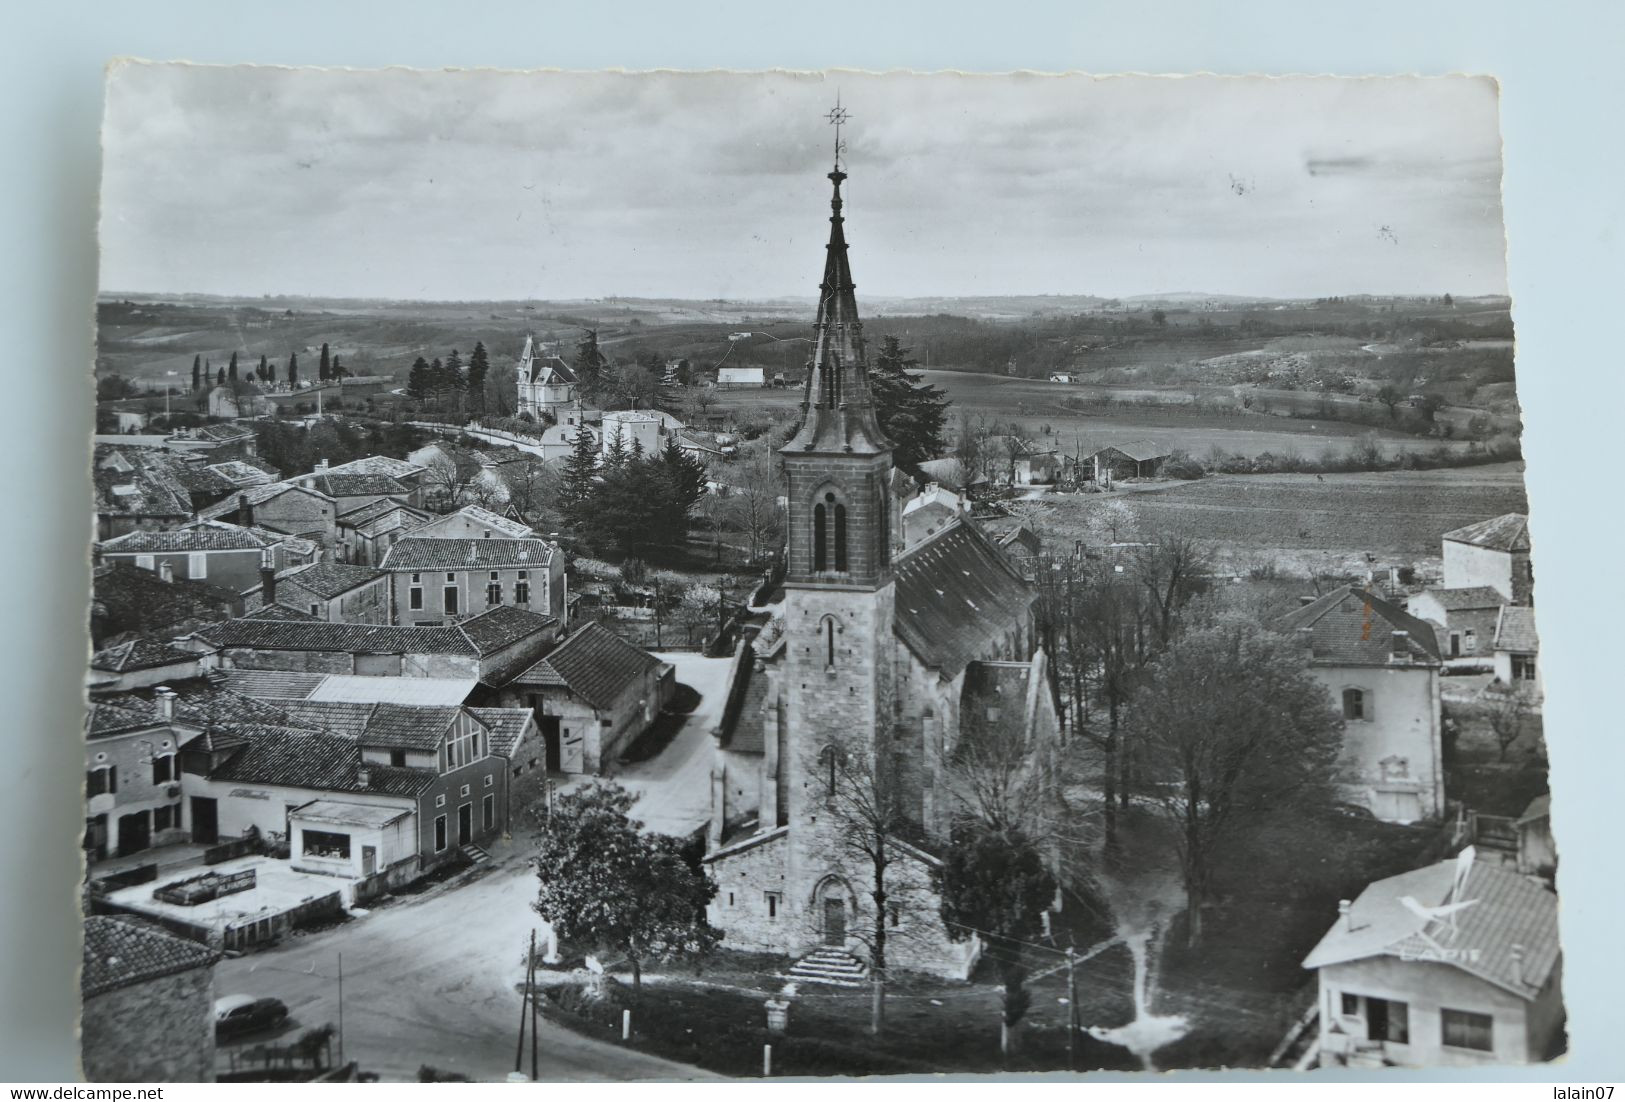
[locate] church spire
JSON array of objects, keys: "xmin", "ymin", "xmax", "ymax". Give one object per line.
[{"xmin": 784, "ymin": 101, "xmax": 891, "ymax": 458}]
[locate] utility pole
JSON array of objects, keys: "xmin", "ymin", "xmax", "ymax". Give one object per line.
[
  {"xmin": 529, "ymin": 932, "xmax": 540, "ymax": 1083},
  {"xmin": 337, "ymin": 952, "xmax": 345, "ymax": 1067},
  {"xmin": 1066, "ymin": 947, "xmax": 1079, "ymax": 1071},
  {"xmin": 516, "ymin": 930, "xmax": 534, "ymax": 1075}
]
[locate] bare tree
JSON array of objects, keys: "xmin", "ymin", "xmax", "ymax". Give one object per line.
[
  {"xmin": 1129, "ymin": 530, "xmax": 1211, "ymax": 650},
  {"xmin": 1124, "ymin": 623, "xmax": 1344, "ymax": 945},
  {"xmin": 419, "ymin": 447, "xmax": 478, "ymax": 511},
  {"xmin": 1485, "ymin": 684, "xmax": 1534, "ymax": 762},
  {"xmin": 725, "ymin": 446, "xmax": 785, "ymax": 563}
]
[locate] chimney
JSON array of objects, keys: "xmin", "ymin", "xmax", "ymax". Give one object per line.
[
  {"xmin": 1390, "ymin": 630, "xmax": 1410, "ymax": 661},
  {"xmin": 1338, "ymin": 899, "xmax": 1353, "ymax": 931},
  {"xmin": 259, "ymin": 559, "xmax": 277, "ymax": 607},
  {"xmin": 317, "ymin": 458, "xmax": 329, "ymax": 472},
  {"xmin": 158, "ymin": 560, "xmax": 175, "ymax": 584},
  {"xmin": 154, "ymin": 686, "xmax": 177, "ymax": 723},
  {"xmin": 356, "ymin": 764, "xmax": 370, "ymax": 790},
  {"xmin": 237, "ymin": 492, "xmax": 253, "ymax": 528}
]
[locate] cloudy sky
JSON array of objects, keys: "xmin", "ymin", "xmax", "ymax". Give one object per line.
[{"xmin": 99, "ymin": 66, "xmax": 1508, "ymax": 301}]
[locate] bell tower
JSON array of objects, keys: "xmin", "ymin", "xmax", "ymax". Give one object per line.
[{"xmin": 779, "ymin": 102, "xmax": 898, "ymax": 955}]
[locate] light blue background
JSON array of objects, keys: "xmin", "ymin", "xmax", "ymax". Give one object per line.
[{"xmin": 3, "ymin": 0, "xmax": 1620, "ymax": 1084}]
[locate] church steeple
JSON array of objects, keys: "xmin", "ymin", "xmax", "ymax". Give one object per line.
[
  {"xmin": 782, "ymin": 104, "xmax": 895, "ymax": 590},
  {"xmin": 783, "ymin": 136, "xmax": 891, "ymax": 457}
]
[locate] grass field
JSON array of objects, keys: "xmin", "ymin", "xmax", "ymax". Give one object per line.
[{"xmin": 1030, "ymin": 464, "xmax": 1529, "ymax": 567}]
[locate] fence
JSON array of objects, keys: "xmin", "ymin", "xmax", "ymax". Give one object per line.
[{"xmin": 204, "ymin": 836, "xmax": 261, "ymax": 865}]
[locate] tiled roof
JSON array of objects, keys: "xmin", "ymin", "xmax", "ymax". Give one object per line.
[
  {"xmin": 238, "ymin": 603, "xmax": 323, "ymax": 622},
  {"xmin": 215, "ymin": 669, "xmax": 329, "ymax": 699},
  {"xmin": 1442, "ymin": 513, "xmax": 1531, "ymax": 552},
  {"xmin": 1088, "ymin": 439, "xmax": 1170, "ymax": 462},
  {"xmin": 362, "ymin": 703, "xmax": 463, "ymax": 751},
  {"xmin": 82, "ymin": 916, "xmax": 219, "ymax": 997},
  {"xmin": 380, "ymin": 537, "xmax": 558, "ymax": 571},
  {"xmin": 306, "ymin": 471, "xmax": 410, "ymax": 498},
  {"xmin": 893, "ymin": 520, "xmax": 1036, "ymax": 678},
  {"xmin": 324, "ymin": 455, "xmax": 427, "ymax": 480},
  {"xmin": 510, "ymin": 622, "xmax": 667, "ymax": 712},
  {"xmin": 89, "ymin": 638, "xmax": 198, "ymax": 674},
  {"xmin": 308, "ymin": 675, "xmax": 477, "ymax": 706},
  {"xmin": 1274, "ymin": 585, "xmax": 1442, "ymax": 666},
  {"xmin": 205, "ymin": 460, "xmax": 278, "ymax": 488},
  {"xmin": 337, "ymin": 498, "xmax": 430, "ymax": 530},
  {"xmin": 715, "ymin": 649, "xmax": 771, "ymax": 754},
  {"xmin": 275, "ymin": 700, "xmax": 379, "ymax": 740},
  {"xmin": 93, "ymin": 445, "xmax": 202, "ymax": 518},
  {"xmin": 457, "ymin": 605, "xmax": 559, "ymax": 656},
  {"xmin": 204, "ymin": 726, "xmax": 365, "ymax": 789},
  {"xmin": 194, "ymin": 480, "xmax": 333, "ymax": 522},
  {"xmin": 415, "ymin": 505, "xmax": 535, "ymax": 539},
  {"xmin": 86, "ymin": 700, "xmax": 175, "ymax": 740},
  {"xmin": 101, "ymin": 521, "xmax": 273, "ymax": 554},
  {"xmin": 1494, "ymin": 605, "xmax": 1539, "ymax": 654},
  {"xmin": 1420, "ymin": 586, "xmax": 1506, "ymax": 612},
  {"xmin": 193, "ymin": 618, "xmax": 478, "ymax": 656},
  {"xmin": 277, "ymin": 562, "xmax": 389, "ymax": 599},
  {"xmin": 90, "ymin": 562, "xmax": 239, "ymax": 642},
  {"xmin": 1303, "ymin": 857, "xmax": 1560, "ymax": 998},
  {"xmin": 468, "ymin": 708, "xmax": 535, "ymax": 759}
]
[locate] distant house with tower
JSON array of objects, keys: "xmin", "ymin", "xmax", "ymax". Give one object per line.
[{"xmin": 515, "ymin": 335, "xmax": 578, "ymax": 421}]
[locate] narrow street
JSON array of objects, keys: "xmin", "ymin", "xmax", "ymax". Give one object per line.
[
  {"xmin": 214, "ymin": 657, "xmax": 733, "ymax": 1082},
  {"xmin": 215, "ymin": 842, "xmax": 719, "ymax": 1082}
]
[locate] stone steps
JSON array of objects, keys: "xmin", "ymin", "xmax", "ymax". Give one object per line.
[
  {"xmin": 787, "ymin": 950, "xmax": 870, "ymax": 988},
  {"xmin": 462, "ymin": 844, "xmax": 491, "ymax": 865}
]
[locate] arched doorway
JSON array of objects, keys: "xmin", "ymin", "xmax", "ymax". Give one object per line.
[{"xmin": 812, "ymin": 876, "xmax": 854, "ymax": 948}]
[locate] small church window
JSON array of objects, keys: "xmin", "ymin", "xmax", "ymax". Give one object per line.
[
  {"xmin": 814, "ymin": 502, "xmax": 828, "ymax": 572},
  {"xmin": 827, "ymin": 619, "xmax": 836, "ymax": 666},
  {"xmin": 818, "ymin": 745, "xmax": 845, "ymax": 797}
]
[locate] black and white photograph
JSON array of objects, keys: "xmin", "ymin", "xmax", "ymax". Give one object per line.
[{"xmin": 79, "ymin": 65, "xmax": 1559, "ymax": 1082}]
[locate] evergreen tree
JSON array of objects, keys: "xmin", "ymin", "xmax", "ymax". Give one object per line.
[
  {"xmin": 657, "ymin": 435, "xmax": 708, "ymax": 543},
  {"xmin": 870, "ymin": 335, "xmax": 950, "ymax": 469},
  {"xmin": 559, "ymin": 423, "xmax": 600, "ymax": 525},
  {"xmin": 602, "ymin": 424, "xmax": 628, "ymax": 471},
  {"xmin": 287, "ymin": 352, "xmax": 299, "ymax": 388},
  {"xmin": 330, "ymin": 354, "xmax": 345, "ymax": 380},
  {"xmin": 428, "ymin": 357, "xmax": 446, "ymax": 397},
  {"xmin": 445, "ymin": 349, "xmax": 465, "ymax": 389},
  {"xmin": 258, "ymin": 353, "xmax": 269, "ymax": 383},
  {"xmin": 227, "ymin": 351, "xmax": 238, "ymax": 383},
  {"xmin": 466, "ymin": 341, "xmax": 490, "ymax": 415},
  {"xmin": 318, "ymin": 342, "xmax": 331, "ymax": 382},
  {"xmin": 406, "ymin": 356, "xmax": 432, "ymax": 400},
  {"xmin": 215, "ymin": 366, "xmax": 225, "ymax": 386},
  {"xmin": 191, "ymin": 354, "xmax": 201, "ymax": 392},
  {"xmin": 574, "ymin": 329, "xmax": 607, "ymax": 394}
]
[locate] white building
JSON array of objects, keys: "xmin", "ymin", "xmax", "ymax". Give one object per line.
[{"xmin": 515, "ymin": 335, "xmax": 578, "ymax": 421}]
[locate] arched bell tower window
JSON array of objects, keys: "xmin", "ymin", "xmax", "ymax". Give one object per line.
[
  {"xmin": 813, "ymin": 501, "xmax": 828, "ymax": 572},
  {"xmin": 834, "ymin": 503, "xmax": 849, "ymax": 572},
  {"xmin": 826, "ymin": 618, "xmax": 837, "ymax": 666}
]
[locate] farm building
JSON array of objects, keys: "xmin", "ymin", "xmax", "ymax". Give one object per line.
[
  {"xmin": 1492, "ymin": 605, "xmax": 1540, "ymax": 696},
  {"xmin": 1409, "ymin": 586, "xmax": 1504, "ymax": 660},
  {"xmin": 1441, "ymin": 513, "xmax": 1533, "ymax": 606},
  {"xmin": 1085, "ymin": 440, "xmax": 1171, "ymax": 482},
  {"xmin": 1047, "ymin": 372, "xmax": 1075, "ymax": 384},
  {"xmin": 716, "ymin": 366, "xmax": 766, "ymax": 387}
]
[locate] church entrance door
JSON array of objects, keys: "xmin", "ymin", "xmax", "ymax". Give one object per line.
[{"xmin": 823, "ymin": 897, "xmax": 847, "ymax": 946}]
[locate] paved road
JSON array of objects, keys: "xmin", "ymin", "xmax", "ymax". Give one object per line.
[
  {"xmin": 571, "ymin": 651, "xmax": 732, "ymax": 837},
  {"xmin": 216, "ymin": 844, "xmax": 718, "ymax": 1083}
]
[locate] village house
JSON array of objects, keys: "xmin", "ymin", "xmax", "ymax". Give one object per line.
[
  {"xmin": 94, "ymin": 445, "xmax": 232, "ymax": 539},
  {"xmin": 1085, "ymin": 439, "xmax": 1171, "ymax": 482},
  {"xmin": 166, "ymin": 422, "xmax": 260, "ymax": 457},
  {"xmin": 497, "ymin": 621, "xmax": 675, "ymax": 775},
  {"xmin": 599, "ymin": 409, "xmax": 675, "ymax": 459},
  {"xmin": 1304, "ymin": 856, "xmax": 1563, "ymax": 1067},
  {"xmin": 98, "ymin": 520, "xmax": 314, "ymax": 595},
  {"xmin": 299, "ymin": 462, "xmax": 424, "ymax": 512},
  {"xmin": 1409, "ymin": 585, "xmax": 1504, "ymax": 661},
  {"xmin": 1516, "ymin": 794, "xmax": 1556, "ymax": 879},
  {"xmin": 913, "ymin": 456, "xmax": 991, "ymax": 500},
  {"xmin": 900, "ymin": 481, "xmax": 966, "ymax": 549},
  {"xmin": 87, "ymin": 639, "xmax": 203, "ymax": 693},
  {"xmin": 1492, "ymin": 605, "xmax": 1541, "ymax": 696},
  {"xmin": 181, "ymin": 603, "xmax": 562, "ymax": 688},
  {"xmin": 81, "ymin": 915, "xmax": 220, "ymax": 1083},
  {"xmin": 410, "ymin": 503, "xmax": 536, "ymax": 540},
  {"xmin": 535, "ymin": 420, "xmax": 597, "ymax": 462},
  {"xmin": 1441, "ymin": 513, "xmax": 1534, "ymax": 606},
  {"xmin": 717, "ymin": 365, "xmax": 766, "ymax": 387},
  {"xmin": 988, "ymin": 435, "xmax": 1059, "ymax": 486},
  {"xmin": 379, "ymin": 535, "xmax": 566, "ymax": 626},
  {"xmin": 195, "ymin": 483, "xmax": 340, "ymax": 551},
  {"xmin": 321, "ymin": 453, "xmax": 432, "ymax": 491},
  {"xmin": 975, "ymin": 514, "xmax": 1044, "ymax": 580},
  {"xmin": 83, "ymin": 688, "xmax": 195, "ymax": 860},
  {"xmin": 206, "ymin": 384, "xmax": 273, "ymax": 420},
  {"xmin": 1275, "ymin": 586, "xmax": 1445, "ymax": 823},
  {"xmin": 514, "ymin": 334, "xmax": 578, "ymax": 420},
  {"xmin": 335, "ymin": 497, "xmax": 432, "ymax": 566},
  {"xmin": 242, "ymin": 561, "xmax": 392, "ymax": 624}
]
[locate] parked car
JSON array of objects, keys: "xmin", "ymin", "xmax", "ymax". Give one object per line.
[{"xmin": 214, "ymin": 994, "xmax": 289, "ymax": 1040}]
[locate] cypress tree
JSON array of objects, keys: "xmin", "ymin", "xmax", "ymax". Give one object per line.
[
  {"xmin": 258, "ymin": 353, "xmax": 268, "ymax": 382},
  {"xmin": 227, "ymin": 351, "xmax": 239, "ymax": 383},
  {"xmin": 331, "ymin": 354, "xmax": 345, "ymax": 380},
  {"xmin": 318, "ymin": 342, "xmax": 331, "ymax": 382},
  {"xmin": 287, "ymin": 352, "xmax": 299, "ymax": 388},
  {"xmin": 191, "ymin": 354, "xmax": 202, "ymax": 392},
  {"xmin": 215, "ymin": 366, "xmax": 225, "ymax": 386},
  {"xmin": 467, "ymin": 341, "xmax": 490, "ymax": 415}
]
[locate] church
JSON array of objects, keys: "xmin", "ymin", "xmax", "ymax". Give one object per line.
[
  {"xmin": 515, "ymin": 333, "xmax": 578, "ymax": 420},
  {"xmin": 702, "ymin": 146, "xmax": 1062, "ymax": 981}
]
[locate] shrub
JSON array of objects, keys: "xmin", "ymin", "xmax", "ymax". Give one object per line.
[{"xmin": 1163, "ymin": 451, "xmax": 1206, "ymax": 480}]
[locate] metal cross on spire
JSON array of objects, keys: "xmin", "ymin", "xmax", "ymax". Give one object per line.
[{"xmin": 826, "ymin": 94, "xmax": 850, "ymax": 171}]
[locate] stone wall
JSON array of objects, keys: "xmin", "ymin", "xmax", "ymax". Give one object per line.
[{"xmin": 81, "ymin": 965, "xmax": 216, "ymax": 1082}]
